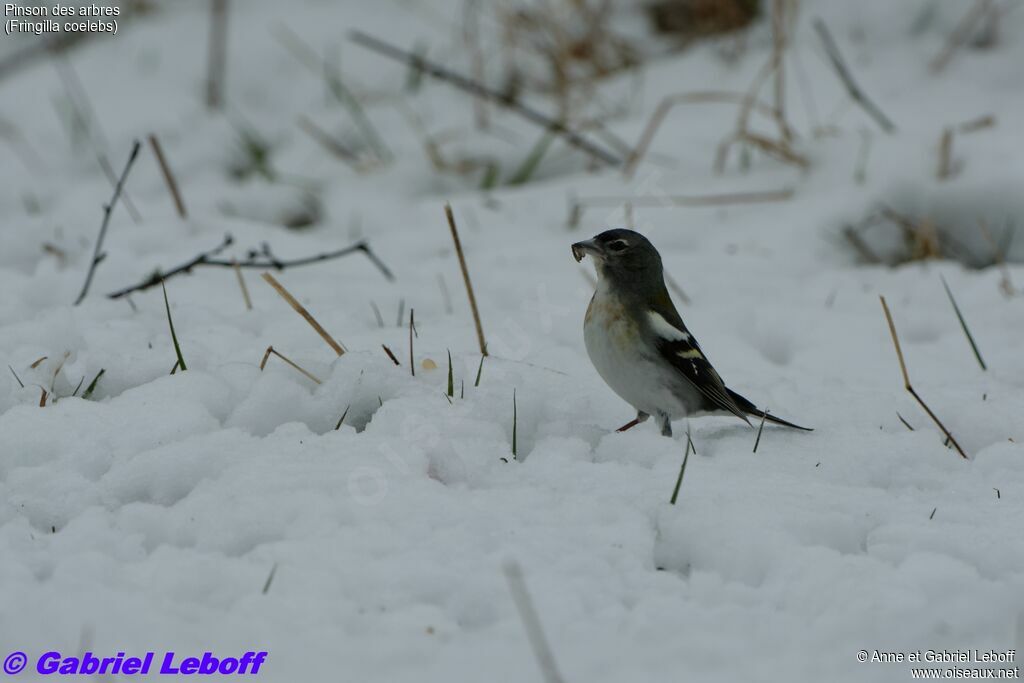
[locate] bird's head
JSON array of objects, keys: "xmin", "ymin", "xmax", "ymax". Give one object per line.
[{"xmin": 572, "ymin": 229, "xmax": 663, "ymax": 285}]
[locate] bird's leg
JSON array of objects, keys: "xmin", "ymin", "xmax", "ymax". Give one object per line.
[
  {"xmin": 656, "ymin": 412, "xmax": 673, "ymax": 437},
  {"xmin": 616, "ymin": 411, "xmax": 649, "ymax": 432}
]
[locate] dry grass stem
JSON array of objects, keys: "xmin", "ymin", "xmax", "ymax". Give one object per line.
[
  {"xmin": 297, "ymin": 115, "xmax": 358, "ymax": 164},
  {"xmin": 445, "ymin": 204, "xmax": 488, "ymax": 356},
  {"xmin": 350, "ymin": 30, "xmax": 620, "ymax": 167},
  {"xmin": 937, "ymin": 128, "xmax": 954, "ymax": 180},
  {"xmin": 259, "ymin": 345, "xmax": 323, "ymax": 384},
  {"xmin": 148, "ymin": 134, "xmax": 187, "ymax": 219},
  {"xmin": 503, "ymin": 561, "xmax": 566, "ymax": 683},
  {"xmin": 879, "ymin": 295, "xmax": 968, "ymax": 459},
  {"xmin": 624, "ymin": 90, "xmax": 778, "ymax": 178},
  {"xmin": 812, "ymin": 18, "xmax": 896, "ymax": 133},
  {"xmin": 206, "ymin": 0, "xmax": 229, "ymax": 109},
  {"xmin": 232, "ymin": 260, "xmax": 252, "ymax": 310},
  {"xmin": 931, "ymin": 0, "xmax": 994, "ymax": 73},
  {"xmin": 261, "ymin": 272, "xmax": 345, "ymax": 356}
]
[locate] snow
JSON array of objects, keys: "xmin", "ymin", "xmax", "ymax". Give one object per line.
[{"xmin": 2, "ymin": 0, "xmax": 1024, "ymax": 681}]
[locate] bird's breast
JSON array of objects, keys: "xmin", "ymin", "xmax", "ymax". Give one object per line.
[{"xmin": 584, "ymin": 292, "xmax": 640, "ymax": 352}]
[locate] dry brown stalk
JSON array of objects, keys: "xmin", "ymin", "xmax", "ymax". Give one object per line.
[
  {"xmin": 350, "ymin": 30, "xmax": 621, "ymax": 167},
  {"xmin": 770, "ymin": 0, "xmax": 793, "ymax": 144},
  {"xmin": 260, "ymin": 272, "xmax": 345, "ymax": 356},
  {"xmin": 937, "ymin": 127, "xmax": 954, "ymax": 180},
  {"xmin": 445, "ymin": 204, "xmax": 488, "ymax": 356},
  {"xmin": 958, "ymin": 114, "xmax": 996, "ymax": 133},
  {"xmin": 206, "ymin": 0, "xmax": 229, "ymax": 109},
  {"xmin": 259, "ymin": 345, "xmax": 323, "ymax": 384},
  {"xmin": 573, "ymin": 188, "xmax": 794, "ymax": 210},
  {"xmin": 812, "ymin": 18, "xmax": 896, "ymax": 133},
  {"xmin": 297, "ymin": 116, "xmax": 358, "ymax": 163},
  {"xmin": 148, "ymin": 134, "xmax": 187, "ymax": 219},
  {"xmin": 624, "ymin": 90, "xmax": 778, "ymax": 178},
  {"xmin": 879, "ymin": 296, "xmax": 968, "ymax": 459},
  {"xmin": 232, "ymin": 260, "xmax": 252, "ymax": 310},
  {"xmin": 931, "ymin": 0, "xmax": 994, "ymax": 73},
  {"xmin": 976, "ymin": 219, "xmax": 1015, "ymax": 296}
]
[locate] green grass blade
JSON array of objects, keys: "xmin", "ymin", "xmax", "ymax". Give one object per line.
[
  {"xmin": 162, "ymin": 281, "xmax": 187, "ymax": 372},
  {"xmin": 940, "ymin": 275, "xmax": 987, "ymax": 371},
  {"xmin": 507, "ymin": 131, "xmax": 555, "ymax": 186}
]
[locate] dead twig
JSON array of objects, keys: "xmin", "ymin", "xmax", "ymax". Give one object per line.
[
  {"xmin": 107, "ymin": 237, "xmax": 392, "ymax": 299},
  {"xmin": 812, "ymin": 18, "xmax": 896, "ymax": 133},
  {"xmin": 879, "ymin": 295, "xmax": 967, "ymax": 458},
  {"xmin": 350, "ymin": 31, "xmax": 621, "ymax": 167},
  {"xmin": 74, "ymin": 140, "xmax": 142, "ymax": 306},
  {"xmin": 261, "ymin": 273, "xmax": 345, "ymax": 356},
  {"xmin": 445, "ymin": 204, "xmax": 488, "ymax": 356}
]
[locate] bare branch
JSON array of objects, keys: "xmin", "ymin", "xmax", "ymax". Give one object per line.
[{"xmin": 74, "ymin": 140, "xmax": 142, "ymax": 306}]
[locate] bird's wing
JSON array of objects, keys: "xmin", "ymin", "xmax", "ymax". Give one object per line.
[{"xmin": 647, "ymin": 310, "xmax": 751, "ymax": 426}]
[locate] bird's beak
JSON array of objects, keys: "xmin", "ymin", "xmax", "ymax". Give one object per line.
[{"xmin": 571, "ymin": 239, "xmax": 601, "ymax": 263}]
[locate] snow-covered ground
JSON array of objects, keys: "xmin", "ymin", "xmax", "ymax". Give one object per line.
[{"xmin": 2, "ymin": 1, "xmax": 1023, "ymax": 681}]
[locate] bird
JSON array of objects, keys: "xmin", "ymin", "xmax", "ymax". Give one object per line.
[{"xmin": 572, "ymin": 228, "xmax": 811, "ymax": 437}]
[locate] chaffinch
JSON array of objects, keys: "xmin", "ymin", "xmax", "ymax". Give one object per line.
[{"xmin": 572, "ymin": 229, "xmax": 811, "ymax": 437}]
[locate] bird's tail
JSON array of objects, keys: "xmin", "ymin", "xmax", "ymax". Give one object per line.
[{"xmin": 726, "ymin": 388, "xmax": 813, "ymax": 431}]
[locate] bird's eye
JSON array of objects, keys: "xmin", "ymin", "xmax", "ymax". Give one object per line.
[{"xmin": 606, "ymin": 240, "xmax": 629, "ymax": 252}]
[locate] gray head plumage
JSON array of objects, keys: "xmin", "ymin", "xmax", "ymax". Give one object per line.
[{"xmin": 572, "ymin": 229, "xmax": 664, "ymax": 294}]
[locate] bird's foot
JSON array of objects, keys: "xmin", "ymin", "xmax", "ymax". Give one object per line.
[{"xmin": 615, "ymin": 411, "xmax": 649, "ymax": 432}]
